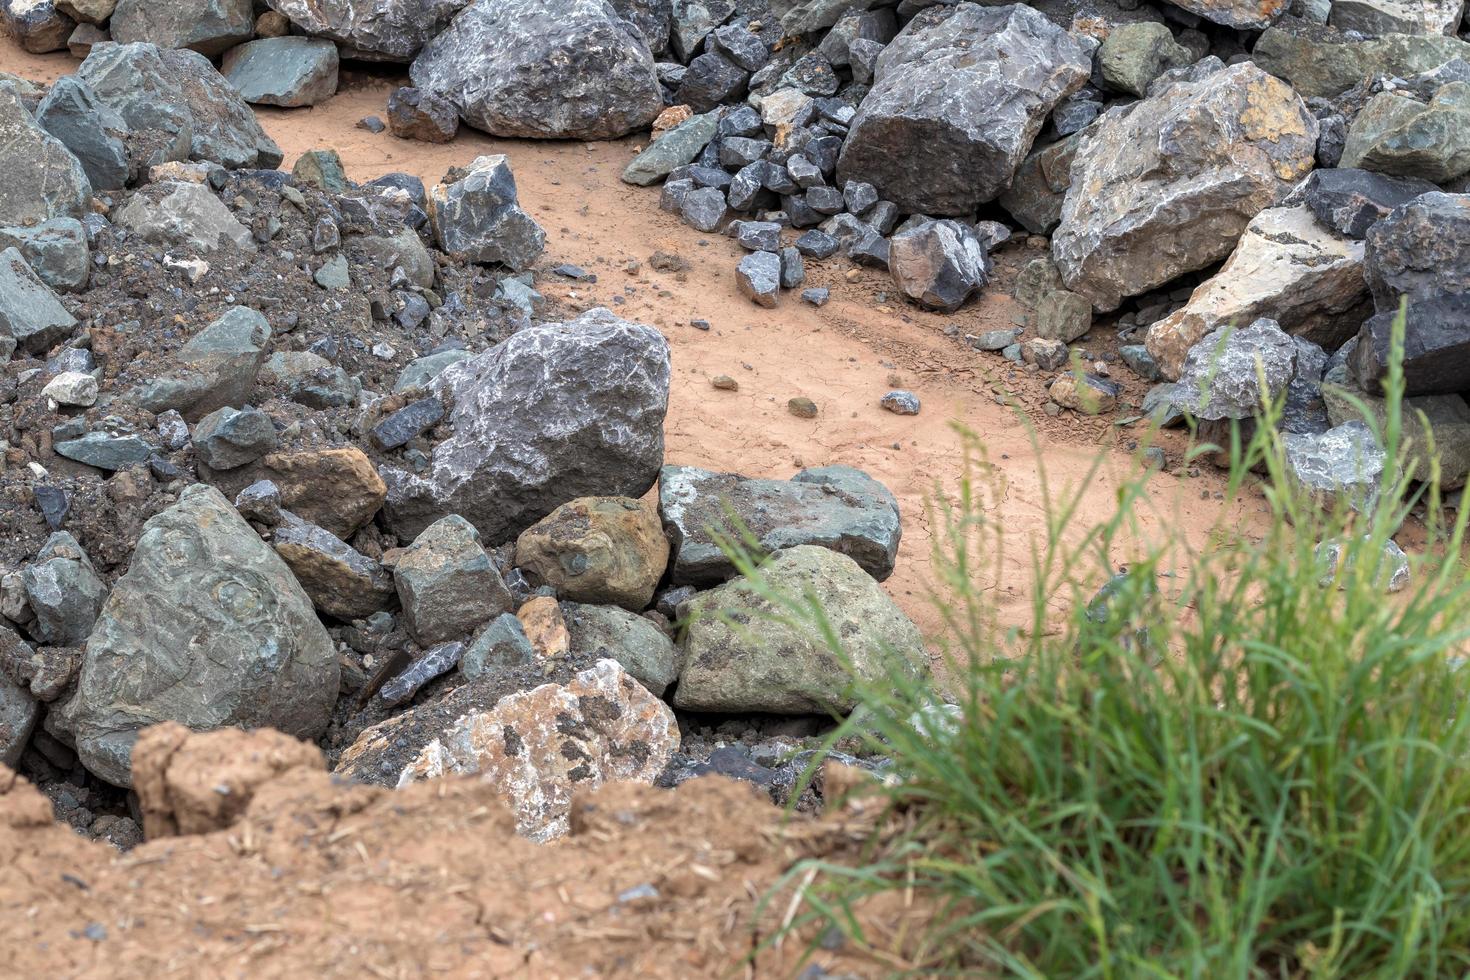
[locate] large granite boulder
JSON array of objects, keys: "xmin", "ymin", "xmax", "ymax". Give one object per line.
[
  {"xmin": 109, "ymin": 0, "xmax": 254, "ymax": 56},
  {"xmin": 76, "ymin": 42, "xmax": 284, "ymax": 170},
  {"xmin": 0, "ymin": 90, "xmax": 92, "ymax": 230},
  {"xmin": 383, "ymin": 309, "xmax": 670, "ymax": 544},
  {"xmin": 674, "ymin": 546, "xmax": 927, "ymax": 715},
  {"xmin": 659, "ymin": 464, "xmax": 901, "ymax": 585},
  {"xmin": 836, "ymin": 3, "xmax": 1090, "ymax": 216},
  {"xmin": 267, "ymin": 0, "xmax": 466, "ymax": 61},
  {"xmin": 52, "ymin": 485, "xmax": 338, "ymax": 787},
  {"xmin": 1252, "ymin": 25, "xmax": 1470, "ymax": 99},
  {"xmin": 409, "ymin": 0, "xmax": 663, "ymax": 140},
  {"xmin": 1145, "ymin": 205, "xmax": 1369, "ymax": 379},
  {"xmin": 1052, "ymin": 61, "xmax": 1318, "ymax": 312}
]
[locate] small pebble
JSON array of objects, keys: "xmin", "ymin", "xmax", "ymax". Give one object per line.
[
  {"xmin": 358, "ymin": 116, "xmax": 386, "ymax": 133},
  {"xmin": 711, "ymin": 374, "xmax": 739, "ymax": 391},
  {"xmin": 788, "ymin": 396, "xmax": 818, "ymax": 419},
  {"xmin": 690, "ymin": 319, "xmax": 711, "ymax": 330},
  {"xmin": 801, "ymin": 287, "xmax": 829, "ymax": 306},
  {"xmin": 880, "ymin": 390, "xmax": 920, "ymax": 415}
]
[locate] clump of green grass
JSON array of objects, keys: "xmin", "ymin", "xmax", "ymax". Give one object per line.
[{"xmin": 741, "ymin": 309, "xmax": 1470, "ymax": 976}]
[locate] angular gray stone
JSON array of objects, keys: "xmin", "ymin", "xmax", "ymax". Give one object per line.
[
  {"xmin": 836, "ymin": 3, "xmax": 1090, "ymax": 216},
  {"xmin": 131, "ymin": 306, "xmax": 271, "ymax": 420},
  {"xmin": 1364, "ymin": 192, "xmax": 1470, "ymax": 315},
  {"xmin": 674, "ymin": 545, "xmax": 927, "ymax": 714},
  {"xmin": 267, "ymin": 0, "xmax": 465, "ymax": 61},
  {"xmin": 621, "ymin": 111, "xmax": 719, "ymax": 187},
  {"xmin": 261, "ymin": 351, "xmax": 358, "ymax": 409},
  {"xmin": 0, "ymin": 218, "xmax": 89, "ymax": 293},
  {"xmin": 1303, "ymin": 167, "xmax": 1436, "ymax": 240},
  {"xmin": 997, "ymin": 132, "xmax": 1079, "ymax": 236},
  {"xmin": 76, "ymin": 42, "xmax": 284, "ymax": 170},
  {"xmin": 460, "ymin": 612, "xmax": 535, "ymax": 679},
  {"xmin": 1160, "ymin": 0, "xmax": 1287, "ymax": 28},
  {"xmin": 113, "ymin": 182, "xmax": 255, "ymax": 253},
  {"xmin": 1340, "ymin": 87, "xmax": 1470, "ymax": 184},
  {"xmin": 0, "ymin": 247, "xmax": 77, "ymax": 359},
  {"xmin": 887, "ymin": 218, "xmax": 989, "ymax": 312},
  {"xmin": 1052, "ymin": 62, "xmax": 1318, "ymax": 312},
  {"xmin": 0, "ymin": 89, "xmax": 92, "ymax": 230},
  {"xmin": 0, "ymin": 669, "xmax": 37, "ymax": 767},
  {"xmin": 1097, "ymin": 22, "xmax": 1192, "ymax": 98},
  {"xmin": 394, "ymin": 514, "xmax": 514, "ymax": 645},
  {"xmin": 35, "ymin": 76, "xmax": 130, "ymax": 192},
  {"xmin": 681, "ymin": 186, "xmax": 730, "ymax": 232},
  {"xmin": 1252, "ymin": 26, "xmax": 1470, "ymax": 100},
  {"xmin": 410, "ymin": 0, "xmax": 662, "ymax": 140},
  {"xmin": 109, "ymin": 0, "xmax": 252, "ymax": 55},
  {"xmin": 736, "ymin": 250, "xmax": 781, "ymax": 307},
  {"xmin": 222, "ymin": 37, "xmax": 340, "ymax": 108},
  {"xmin": 383, "ymin": 309, "xmax": 671, "ymax": 544},
  {"xmin": 427, "ymin": 154, "xmax": 545, "ymax": 270},
  {"xmin": 22, "ymin": 532, "xmax": 106, "ymax": 647},
  {"xmin": 1, "ymin": 0, "xmax": 73, "ymax": 53},
  {"xmin": 1329, "ymin": 0, "xmax": 1462, "ymax": 34},
  {"xmin": 370, "ymin": 396, "xmax": 445, "ymax": 450},
  {"xmin": 378, "ymin": 641, "xmax": 464, "ymax": 706},
  {"xmin": 659, "ymin": 464, "xmax": 901, "ymax": 585},
  {"xmin": 1316, "ymin": 537, "xmax": 1410, "ymax": 594},
  {"xmin": 1283, "ymin": 420, "xmax": 1385, "ymax": 509},
  {"xmin": 1175, "ymin": 318, "xmax": 1299, "ymax": 420},
  {"xmin": 53, "ymin": 484, "xmax": 338, "ymax": 787},
  {"xmin": 386, "ymin": 86, "xmax": 459, "ymax": 142},
  {"xmin": 394, "ymin": 349, "xmax": 470, "ymax": 392},
  {"xmin": 564, "ymin": 601, "xmax": 679, "ymax": 697},
  {"xmin": 193, "ymin": 406, "xmax": 278, "ymax": 470},
  {"xmin": 735, "ymin": 220, "xmax": 781, "ymax": 252},
  {"xmin": 55, "ymin": 432, "xmax": 151, "ymax": 471},
  {"xmin": 770, "ymin": 0, "xmax": 888, "ymax": 34}
]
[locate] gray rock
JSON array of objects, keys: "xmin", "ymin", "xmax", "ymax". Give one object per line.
[
  {"xmin": 1120, "ymin": 344, "xmax": 1162, "ymax": 381},
  {"xmin": 109, "ymin": 0, "xmax": 252, "ymax": 55},
  {"xmin": 313, "ymin": 254, "xmax": 350, "ymax": 289},
  {"xmin": 1283, "ymin": 420, "xmax": 1385, "ymax": 510},
  {"xmin": 801, "ymin": 286, "xmax": 829, "ymax": 305},
  {"xmin": 674, "ymin": 545, "xmax": 927, "ymax": 714},
  {"xmin": 676, "ymin": 51, "xmax": 748, "ymax": 112},
  {"xmin": 888, "ymin": 218, "xmax": 989, "ymax": 312},
  {"xmin": 1363, "ymin": 192, "xmax": 1470, "ymax": 311},
  {"xmin": 1340, "ymin": 87, "xmax": 1470, "ymax": 184},
  {"xmin": 35, "ymin": 76, "xmax": 130, "ymax": 192},
  {"xmin": 1158, "ymin": 0, "xmax": 1285, "ymax": 29},
  {"xmin": 780, "ymin": 246, "xmax": 805, "ymax": 288},
  {"xmin": 1355, "ymin": 297, "xmax": 1470, "ymax": 398},
  {"xmin": 1302, "ymin": 168, "xmax": 1436, "ymax": 240},
  {"xmin": 710, "ymin": 23, "xmax": 768, "ymax": 71},
  {"xmin": 76, "ymin": 42, "xmax": 284, "ymax": 170},
  {"xmin": 0, "ymin": 90, "xmax": 92, "ymax": 230},
  {"xmin": 819, "ymin": 6, "xmax": 895, "ymax": 66},
  {"xmin": 1175, "ymin": 318, "xmax": 1298, "ymax": 420},
  {"xmin": 261, "ymin": 351, "xmax": 358, "ymax": 409},
  {"xmin": 0, "ymin": 248, "xmax": 77, "ymax": 359},
  {"xmin": 620, "ymin": 111, "xmax": 718, "ymax": 187},
  {"xmin": 113, "ymin": 182, "xmax": 255, "ymax": 253},
  {"xmin": 386, "ymin": 86, "xmax": 459, "ymax": 142},
  {"xmin": 0, "ymin": 218, "xmax": 89, "ymax": 293},
  {"xmin": 0, "ymin": 669, "xmax": 37, "ymax": 767},
  {"xmin": 669, "ymin": 0, "xmax": 734, "ymax": 60},
  {"xmin": 53, "ymin": 484, "xmax": 338, "ymax": 787},
  {"xmin": 370, "ymin": 396, "xmax": 445, "ymax": 450},
  {"xmin": 735, "ymin": 220, "xmax": 781, "ymax": 252},
  {"xmin": 221, "ymin": 37, "xmax": 340, "ymax": 108},
  {"xmin": 55, "ymin": 432, "xmax": 152, "ymax": 470},
  {"xmin": 880, "ymin": 390, "xmax": 920, "ymax": 415},
  {"xmin": 770, "ymin": 0, "xmax": 888, "ymax": 34},
  {"xmin": 1052, "ymin": 62, "xmax": 1318, "ymax": 312},
  {"xmin": 611, "ymin": 0, "xmax": 671, "ymax": 56},
  {"xmin": 997, "ymin": 132, "xmax": 1079, "ymax": 236},
  {"xmin": 378, "ymin": 640, "xmax": 464, "ymax": 706},
  {"xmin": 394, "ymin": 349, "xmax": 469, "ymax": 392},
  {"xmin": 131, "ymin": 306, "xmax": 271, "ymax": 420},
  {"xmin": 837, "ymin": 3, "xmax": 1090, "ymax": 216},
  {"xmin": 659, "ymin": 464, "xmax": 901, "ymax": 585},
  {"xmin": 460, "ymin": 612, "xmax": 534, "ymax": 679},
  {"xmin": 394, "ymin": 515, "xmax": 514, "ymax": 645},
  {"xmin": 266, "ymin": 0, "xmax": 465, "ymax": 61},
  {"xmin": 564, "ymin": 602, "xmax": 679, "ymax": 697},
  {"xmin": 410, "ymin": 0, "xmax": 662, "ymax": 140},
  {"xmin": 795, "ymin": 228, "xmax": 839, "ymax": 258},
  {"xmin": 1324, "ymin": 386, "xmax": 1470, "ymax": 487},
  {"xmin": 428, "ymin": 154, "xmax": 545, "ymax": 270},
  {"xmin": 1252, "ymin": 26, "xmax": 1470, "ymax": 100},
  {"xmin": 967, "ymin": 328, "xmax": 1020, "ymax": 351},
  {"xmin": 22, "ymin": 532, "xmax": 106, "ymax": 647},
  {"xmin": 681, "ymin": 185, "xmax": 730, "ymax": 232},
  {"xmin": 736, "ymin": 250, "xmax": 781, "ymax": 307},
  {"xmin": 1316, "ymin": 537, "xmax": 1410, "ymax": 594},
  {"xmin": 193, "ymin": 406, "xmax": 278, "ymax": 470},
  {"xmin": 234, "ymin": 479, "xmax": 281, "ymax": 524},
  {"xmin": 1097, "ymin": 22, "xmax": 1192, "ymax": 98},
  {"xmin": 1, "ymin": 0, "xmax": 73, "ymax": 53},
  {"xmin": 383, "ymin": 309, "xmax": 670, "ymax": 544}
]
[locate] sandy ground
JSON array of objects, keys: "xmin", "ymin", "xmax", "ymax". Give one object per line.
[{"xmin": 1, "ymin": 52, "xmax": 1269, "ymax": 641}]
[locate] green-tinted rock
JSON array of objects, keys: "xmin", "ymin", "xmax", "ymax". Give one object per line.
[
  {"xmin": 1340, "ymin": 87, "xmax": 1470, "ymax": 183},
  {"xmin": 674, "ymin": 545, "xmax": 928, "ymax": 714},
  {"xmin": 1323, "ymin": 384, "xmax": 1470, "ymax": 487},
  {"xmin": 293, "ymin": 149, "xmax": 349, "ymax": 193},
  {"xmin": 0, "ymin": 89, "xmax": 92, "ymax": 229},
  {"xmin": 394, "ymin": 515, "xmax": 514, "ymax": 645},
  {"xmin": 55, "ymin": 432, "xmax": 151, "ymax": 470},
  {"xmin": 52, "ymin": 484, "xmax": 339, "ymax": 786},
  {"xmin": 130, "ymin": 305, "xmax": 271, "ymax": 420},
  {"xmin": 1253, "ymin": 27, "xmax": 1470, "ymax": 99},
  {"xmin": 564, "ymin": 601, "xmax": 680, "ymax": 697},
  {"xmin": 394, "ymin": 349, "xmax": 470, "ymax": 392},
  {"xmin": 1098, "ymin": 22, "xmax": 1192, "ymax": 98},
  {"xmin": 621, "ymin": 111, "xmax": 720, "ymax": 187}
]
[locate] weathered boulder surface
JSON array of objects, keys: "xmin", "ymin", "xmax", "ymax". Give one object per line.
[
  {"xmin": 659, "ymin": 464, "xmax": 902, "ymax": 585},
  {"xmin": 1340, "ymin": 86, "xmax": 1470, "ymax": 184},
  {"xmin": 221, "ymin": 37, "xmax": 340, "ymax": 108},
  {"xmin": 1162, "ymin": 0, "xmax": 1287, "ymax": 28},
  {"xmin": 109, "ymin": 0, "xmax": 253, "ymax": 56},
  {"xmin": 0, "ymin": 218, "xmax": 89, "ymax": 293},
  {"xmin": 129, "ymin": 306, "xmax": 270, "ymax": 420},
  {"xmin": 52, "ymin": 485, "xmax": 338, "ymax": 787},
  {"xmin": 563, "ymin": 602, "xmax": 680, "ymax": 697},
  {"xmin": 267, "ymin": 0, "xmax": 466, "ymax": 61},
  {"xmin": 0, "ymin": 89, "xmax": 92, "ymax": 229},
  {"xmin": 1302, "ymin": 167, "xmax": 1435, "ymax": 239},
  {"xmin": 888, "ymin": 218, "xmax": 990, "ymax": 312},
  {"xmin": 514, "ymin": 497, "xmax": 668, "ymax": 610},
  {"xmin": 427, "ymin": 154, "xmax": 545, "ymax": 270},
  {"xmin": 836, "ymin": 3, "xmax": 1090, "ymax": 216},
  {"xmin": 76, "ymin": 42, "xmax": 284, "ymax": 170},
  {"xmin": 112, "ymin": 182, "xmax": 255, "ymax": 253},
  {"xmin": 1, "ymin": 0, "xmax": 74, "ymax": 53},
  {"xmin": 34, "ymin": 76, "xmax": 131, "ymax": 192},
  {"xmin": 272, "ymin": 513, "xmax": 395, "ymax": 621},
  {"xmin": 393, "ymin": 658, "xmax": 677, "ymax": 841},
  {"xmin": 384, "ymin": 309, "xmax": 670, "ymax": 544},
  {"xmin": 1145, "ymin": 205, "xmax": 1369, "ymax": 379},
  {"xmin": 1052, "ymin": 61, "xmax": 1318, "ymax": 312},
  {"xmin": 675, "ymin": 546, "xmax": 927, "ymax": 715},
  {"xmin": 409, "ymin": 0, "xmax": 663, "ymax": 140},
  {"xmin": 0, "ymin": 248, "xmax": 78, "ymax": 360},
  {"xmin": 1175, "ymin": 318, "xmax": 1299, "ymax": 420},
  {"xmin": 1252, "ymin": 25, "xmax": 1470, "ymax": 99}
]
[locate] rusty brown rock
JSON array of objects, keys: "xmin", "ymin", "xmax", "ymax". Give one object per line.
[
  {"xmin": 517, "ymin": 596, "xmax": 570, "ymax": 659},
  {"xmin": 397, "ymin": 658, "xmax": 679, "ymax": 841},
  {"xmin": 202, "ymin": 447, "xmax": 385, "ymax": 539},
  {"xmin": 514, "ymin": 497, "xmax": 668, "ymax": 610}
]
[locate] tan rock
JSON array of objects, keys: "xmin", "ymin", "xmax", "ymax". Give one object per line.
[
  {"xmin": 255, "ymin": 9, "xmax": 289, "ymax": 36},
  {"xmin": 398, "ymin": 658, "xmax": 679, "ymax": 841},
  {"xmin": 514, "ymin": 496, "xmax": 668, "ymax": 610},
  {"xmin": 517, "ymin": 596, "xmax": 569, "ymax": 658},
  {"xmin": 57, "ymin": 0, "xmax": 115, "ymax": 25},
  {"xmin": 203, "ymin": 447, "xmax": 385, "ymax": 538},
  {"xmin": 1145, "ymin": 205, "xmax": 1368, "ymax": 380},
  {"xmin": 1050, "ymin": 374, "xmax": 1119, "ymax": 414}
]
